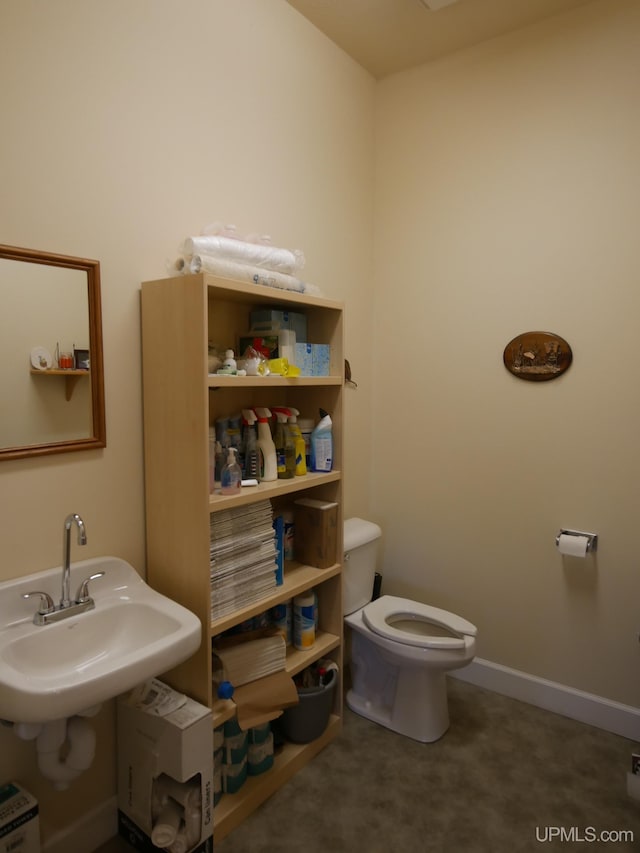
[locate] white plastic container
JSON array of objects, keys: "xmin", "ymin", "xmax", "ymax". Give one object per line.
[{"xmin": 293, "ymin": 592, "xmax": 316, "ymax": 650}]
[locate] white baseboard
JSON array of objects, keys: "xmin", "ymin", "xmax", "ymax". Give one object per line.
[
  {"xmin": 451, "ymin": 657, "xmax": 640, "ymax": 742},
  {"xmin": 42, "ymin": 795, "xmax": 117, "ymax": 853}
]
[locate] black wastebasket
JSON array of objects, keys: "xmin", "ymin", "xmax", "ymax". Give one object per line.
[{"xmin": 279, "ymin": 668, "xmax": 338, "ymax": 743}]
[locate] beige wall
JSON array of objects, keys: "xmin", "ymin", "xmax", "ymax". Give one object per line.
[
  {"xmin": 0, "ymin": 0, "xmax": 374, "ymax": 842},
  {"xmin": 2, "ymin": 0, "xmax": 639, "ymax": 842},
  {"xmin": 372, "ymin": 0, "xmax": 640, "ymax": 707}
]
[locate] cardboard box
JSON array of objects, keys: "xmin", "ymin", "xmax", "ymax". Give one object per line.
[
  {"xmin": 249, "ymin": 309, "xmax": 307, "ymax": 342},
  {"xmin": 293, "ymin": 499, "xmax": 338, "ymax": 569},
  {"xmin": 117, "ymin": 680, "xmax": 213, "ymax": 853},
  {"xmin": 0, "ymin": 782, "xmax": 39, "ymax": 853}
]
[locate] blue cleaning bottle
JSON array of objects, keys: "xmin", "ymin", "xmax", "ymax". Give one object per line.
[{"xmin": 310, "ymin": 408, "xmax": 333, "ymax": 472}]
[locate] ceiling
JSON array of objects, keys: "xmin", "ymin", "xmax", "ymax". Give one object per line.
[{"xmin": 285, "ymin": 0, "xmax": 594, "ymax": 79}]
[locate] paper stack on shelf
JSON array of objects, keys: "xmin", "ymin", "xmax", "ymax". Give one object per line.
[
  {"xmin": 210, "ymin": 500, "xmax": 278, "ymax": 620},
  {"xmin": 214, "ymin": 633, "xmax": 286, "ymax": 687}
]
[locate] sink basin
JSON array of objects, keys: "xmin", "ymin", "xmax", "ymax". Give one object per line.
[{"xmin": 0, "ymin": 556, "xmax": 201, "ymax": 723}]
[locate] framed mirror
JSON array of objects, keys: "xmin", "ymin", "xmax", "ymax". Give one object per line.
[{"xmin": 0, "ymin": 244, "xmax": 106, "ymax": 460}]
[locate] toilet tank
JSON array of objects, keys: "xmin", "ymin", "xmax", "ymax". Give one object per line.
[{"xmin": 343, "ymin": 518, "xmax": 382, "ymax": 616}]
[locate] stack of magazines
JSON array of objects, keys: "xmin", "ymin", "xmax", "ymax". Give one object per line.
[{"xmin": 210, "ymin": 500, "xmax": 278, "ymax": 621}]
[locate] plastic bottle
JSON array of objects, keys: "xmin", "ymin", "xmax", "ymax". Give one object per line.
[
  {"xmin": 208, "ymin": 427, "xmax": 217, "ymax": 493},
  {"xmin": 310, "ymin": 409, "xmax": 333, "ymax": 472},
  {"xmin": 271, "ymin": 600, "xmax": 292, "ymax": 645},
  {"xmin": 223, "ymin": 349, "xmax": 237, "ymax": 372},
  {"xmin": 293, "ymin": 591, "xmax": 316, "ymax": 650},
  {"xmin": 241, "ymin": 409, "xmax": 259, "ymax": 480},
  {"xmin": 220, "ymin": 447, "xmax": 242, "ymax": 495},
  {"xmin": 282, "ymin": 509, "xmax": 295, "ymax": 560},
  {"xmin": 214, "ymin": 417, "xmax": 230, "ymax": 483},
  {"xmin": 254, "ymin": 407, "xmax": 277, "ymax": 482},
  {"xmin": 298, "ymin": 417, "xmax": 314, "ymax": 471},
  {"xmin": 287, "ymin": 408, "xmax": 307, "ymax": 476},
  {"xmin": 272, "ymin": 407, "xmax": 295, "ymax": 479}
]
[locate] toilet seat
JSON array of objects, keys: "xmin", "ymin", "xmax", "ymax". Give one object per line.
[{"xmin": 363, "ymin": 595, "xmax": 477, "ymax": 650}]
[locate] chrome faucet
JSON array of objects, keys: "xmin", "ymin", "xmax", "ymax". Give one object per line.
[
  {"xmin": 21, "ymin": 513, "xmax": 104, "ymax": 625},
  {"xmin": 62, "ymin": 513, "xmax": 87, "ymax": 607}
]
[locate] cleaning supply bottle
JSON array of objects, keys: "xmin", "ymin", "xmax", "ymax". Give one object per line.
[
  {"xmin": 287, "ymin": 408, "xmax": 307, "ymax": 476},
  {"xmin": 241, "ymin": 409, "xmax": 259, "ymax": 480},
  {"xmin": 298, "ymin": 417, "xmax": 314, "ymax": 471},
  {"xmin": 272, "ymin": 407, "xmax": 296, "ymax": 479},
  {"xmin": 293, "ymin": 591, "xmax": 316, "ymax": 650},
  {"xmin": 254, "ymin": 407, "xmax": 277, "ymax": 482},
  {"xmin": 208, "ymin": 426, "xmax": 217, "ymax": 493},
  {"xmin": 220, "ymin": 447, "xmax": 241, "ymax": 495},
  {"xmin": 310, "ymin": 408, "xmax": 333, "ymax": 472},
  {"xmin": 214, "ymin": 416, "xmax": 230, "ymax": 484}
]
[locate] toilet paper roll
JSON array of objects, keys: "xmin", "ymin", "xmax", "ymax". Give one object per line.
[{"xmin": 557, "ymin": 533, "xmax": 589, "ymax": 558}]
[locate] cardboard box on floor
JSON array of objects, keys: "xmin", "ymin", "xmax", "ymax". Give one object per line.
[
  {"xmin": 0, "ymin": 782, "xmax": 39, "ymax": 853},
  {"xmin": 117, "ymin": 679, "xmax": 213, "ymax": 853}
]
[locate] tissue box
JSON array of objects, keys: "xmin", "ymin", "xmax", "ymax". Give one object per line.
[
  {"xmin": 295, "ymin": 343, "xmax": 314, "ymax": 376},
  {"xmin": 117, "ymin": 680, "xmax": 213, "ymax": 853},
  {"xmin": 312, "ymin": 344, "xmax": 330, "ymax": 377},
  {"xmin": 294, "ymin": 343, "xmax": 330, "ymax": 376},
  {"xmin": 250, "ymin": 309, "xmax": 307, "ymax": 342},
  {"xmin": 293, "ymin": 498, "xmax": 338, "ymax": 569},
  {"xmin": 0, "ymin": 782, "xmax": 39, "ymax": 853}
]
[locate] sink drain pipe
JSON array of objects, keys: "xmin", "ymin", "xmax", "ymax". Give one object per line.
[{"xmin": 10, "ymin": 705, "xmax": 101, "ymax": 790}]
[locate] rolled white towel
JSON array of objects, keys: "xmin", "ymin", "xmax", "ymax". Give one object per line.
[
  {"xmin": 189, "ymin": 253, "xmax": 307, "ymax": 293},
  {"xmin": 184, "ymin": 235, "xmax": 305, "ymax": 274}
]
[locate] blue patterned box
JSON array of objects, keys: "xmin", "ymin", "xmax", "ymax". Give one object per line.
[
  {"xmin": 295, "ymin": 343, "xmax": 314, "ymax": 376},
  {"xmin": 312, "ymin": 344, "xmax": 330, "ymax": 376}
]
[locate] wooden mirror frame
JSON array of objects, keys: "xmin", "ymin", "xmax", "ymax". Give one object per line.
[{"xmin": 0, "ymin": 244, "xmax": 106, "ymax": 460}]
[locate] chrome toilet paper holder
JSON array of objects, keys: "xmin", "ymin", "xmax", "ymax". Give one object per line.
[{"xmin": 555, "ymin": 528, "xmax": 598, "ymax": 553}]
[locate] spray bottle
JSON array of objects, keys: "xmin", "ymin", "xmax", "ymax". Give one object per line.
[
  {"xmin": 241, "ymin": 409, "xmax": 259, "ymax": 480},
  {"xmin": 254, "ymin": 407, "xmax": 277, "ymax": 482},
  {"xmin": 310, "ymin": 408, "xmax": 333, "ymax": 472},
  {"xmin": 214, "ymin": 416, "xmax": 230, "ymax": 484},
  {"xmin": 220, "ymin": 447, "xmax": 242, "ymax": 495},
  {"xmin": 272, "ymin": 407, "xmax": 296, "ymax": 479},
  {"xmin": 287, "ymin": 407, "xmax": 307, "ymax": 476},
  {"xmin": 208, "ymin": 426, "xmax": 217, "ymax": 493}
]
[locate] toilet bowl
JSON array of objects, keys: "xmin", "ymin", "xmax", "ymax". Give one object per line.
[{"xmin": 343, "ymin": 518, "xmax": 477, "ymax": 743}]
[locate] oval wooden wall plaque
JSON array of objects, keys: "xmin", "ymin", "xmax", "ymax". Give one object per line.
[{"xmin": 503, "ymin": 331, "xmax": 572, "ymax": 382}]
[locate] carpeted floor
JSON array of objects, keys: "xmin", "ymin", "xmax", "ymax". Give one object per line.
[
  {"xmin": 215, "ymin": 679, "xmax": 640, "ymax": 853},
  {"xmin": 99, "ymin": 678, "xmax": 640, "ymax": 852}
]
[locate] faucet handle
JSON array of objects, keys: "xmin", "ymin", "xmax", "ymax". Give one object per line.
[
  {"xmin": 22, "ymin": 591, "xmax": 55, "ymax": 615},
  {"xmin": 75, "ymin": 571, "xmax": 105, "ymax": 603}
]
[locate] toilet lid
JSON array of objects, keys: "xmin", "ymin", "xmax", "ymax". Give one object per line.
[{"xmin": 363, "ymin": 595, "xmax": 477, "ymax": 649}]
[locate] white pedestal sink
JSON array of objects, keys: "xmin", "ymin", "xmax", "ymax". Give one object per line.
[{"xmin": 0, "ymin": 556, "xmax": 201, "ymax": 724}]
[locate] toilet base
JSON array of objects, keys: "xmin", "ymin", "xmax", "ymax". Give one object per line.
[{"xmin": 347, "ymin": 631, "xmax": 451, "ymax": 743}]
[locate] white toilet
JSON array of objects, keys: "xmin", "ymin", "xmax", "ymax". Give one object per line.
[{"xmin": 343, "ymin": 517, "xmax": 477, "ymax": 743}]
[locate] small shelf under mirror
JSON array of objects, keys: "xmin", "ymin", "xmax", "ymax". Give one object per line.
[{"xmin": 29, "ymin": 368, "xmax": 90, "ymax": 401}]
